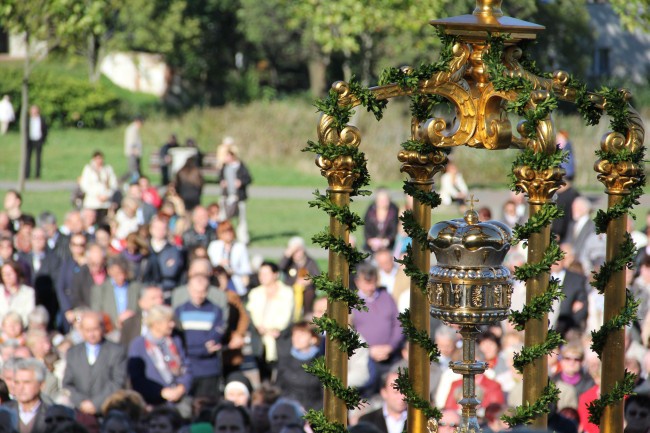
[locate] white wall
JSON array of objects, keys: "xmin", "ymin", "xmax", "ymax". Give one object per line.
[{"xmin": 100, "ymin": 51, "xmax": 170, "ymax": 97}]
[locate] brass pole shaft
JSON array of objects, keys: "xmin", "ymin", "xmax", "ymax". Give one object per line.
[
  {"xmin": 522, "ymin": 203, "xmax": 550, "ymax": 430},
  {"xmin": 600, "ymin": 194, "xmax": 626, "ymax": 433},
  {"xmin": 407, "ymin": 185, "xmax": 432, "ymax": 433},
  {"xmin": 323, "ymin": 189, "xmax": 350, "ymax": 426}
]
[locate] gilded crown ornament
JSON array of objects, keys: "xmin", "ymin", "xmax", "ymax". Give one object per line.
[{"xmin": 428, "ymin": 196, "xmax": 514, "ymax": 433}]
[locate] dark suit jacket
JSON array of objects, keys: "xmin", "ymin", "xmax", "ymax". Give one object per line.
[
  {"xmin": 551, "ymin": 187, "xmax": 580, "ymax": 243},
  {"xmin": 359, "ymin": 408, "xmax": 389, "ymax": 433},
  {"xmin": 3, "ymin": 398, "xmax": 50, "ymax": 433},
  {"xmin": 69, "ymin": 265, "xmax": 96, "ymax": 309},
  {"xmin": 55, "ymin": 258, "xmax": 83, "ymax": 314},
  {"xmin": 557, "ymin": 270, "xmax": 588, "ymax": 334},
  {"xmin": 48, "ymin": 231, "xmax": 70, "ymax": 262},
  {"xmin": 90, "ymin": 280, "xmax": 140, "ymax": 327},
  {"xmin": 120, "ymin": 310, "xmax": 143, "ymax": 349},
  {"xmin": 62, "ymin": 339, "xmax": 127, "ymax": 410},
  {"xmin": 19, "ymin": 250, "xmax": 61, "ymax": 328}
]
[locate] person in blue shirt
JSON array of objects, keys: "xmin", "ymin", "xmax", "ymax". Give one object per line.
[{"xmin": 175, "ymin": 271, "xmax": 225, "ymax": 400}]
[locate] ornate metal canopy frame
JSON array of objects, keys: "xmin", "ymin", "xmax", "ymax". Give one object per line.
[{"xmin": 308, "ymin": 1, "xmax": 645, "ymax": 433}]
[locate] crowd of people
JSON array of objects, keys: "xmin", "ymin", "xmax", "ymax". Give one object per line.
[{"xmin": 0, "ymin": 130, "xmax": 648, "ymax": 433}]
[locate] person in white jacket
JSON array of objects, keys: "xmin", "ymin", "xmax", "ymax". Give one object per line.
[
  {"xmin": 0, "ymin": 95, "xmax": 15, "ymax": 135},
  {"xmin": 79, "ymin": 151, "xmax": 118, "ymax": 223}
]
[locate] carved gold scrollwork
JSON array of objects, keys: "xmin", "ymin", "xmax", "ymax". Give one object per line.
[
  {"xmin": 503, "ymin": 46, "xmax": 553, "ymax": 92},
  {"xmin": 475, "ymin": 82, "xmax": 516, "ymax": 150},
  {"xmin": 550, "ymin": 70, "xmax": 578, "ymax": 101},
  {"xmin": 512, "ymin": 165, "xmax": 564, "ymax": 205},
  {"xmin": 511, "ymin": 90, "xmax": 556, "ymax": 154},
  {"xmin": 594, "ymin": 102, "xmax": 644, "ymax": 195},
  {"xmin": 318, "ymin": 114, "xmax": 340, "ymax": 145},
  {"xmin": 315, "ymin": 81, "xmax": 365, "ymax": 192},
  {"xmin": 416, "ymin": 82, "xmax": 477, "ymax": 147}
]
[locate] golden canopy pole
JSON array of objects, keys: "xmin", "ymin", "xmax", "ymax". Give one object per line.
[
  {"xmin": 599, "ymin": 196, "xmax": 626, "ymax": 433},
  {"xmin": 398, "ymin": 148, "xmax": 448, "ymax": 433},
  {"xmin": 323, "ymin": 188, "xmax": 350, "ymax": 424},
  {"xmin": 595, "ymin": 123, "xmax": 643, "ymax": 433},
  {"xmin": 513, "ymin": 163, "xmax": 564, "ymax": 430}
]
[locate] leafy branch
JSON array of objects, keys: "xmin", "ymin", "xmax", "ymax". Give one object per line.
[
  {"xmin": 590, "ymin": 234, "xmax": 636, "ymax": 294},
  {"xmin": 512, "ymin": 330, "xmax": 564, "ymax": 373},
  {"xmin": 591, "ymin": 293, "xmax": 640, "ymax": 357},
  {"xmin": 308, "ymin": 191, "xmax": 364, "ymax": 232},
  {"xmin": 509, "ymin": 278, "xmax": 565, "ymax": 331},
  {"xmin": 501, "ymin": 382, "xmax": 560, "ymax": 427},
  {"xmin": 398, "ymin": 310, "xmax": 440, "ymax": 362},
  {"xmin": 312, "ymin": 230, "xmax": 369, "ymax": 266},
  {"xmin": 395, "ymin": 245, "xmax": 430, "ymax": 294},
  {"xmin": 313, "ymin": 315, "xmax": 368, "ymax": 357},
  {"xmin": 304, "ymin": 357, "xmax": 366, "ymax": 410},
  {"xmin": 587, "ymin": 371, "xmax": 637, "ymax": 425},
  {"xmin": 394, "ymin": 368, "xmax": 442, "ymax": 420},
  {"xmin": 310, "ymin": 274, "xmax": 367, "ymax": 313}
]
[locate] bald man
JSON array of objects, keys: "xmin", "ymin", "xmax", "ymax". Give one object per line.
[{"xmin": 62, "ymin": 311, "xmax": 127, "ymax": 417}]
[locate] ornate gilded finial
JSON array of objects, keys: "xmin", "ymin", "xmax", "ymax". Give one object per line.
[
  {"xmin": 473, "ymin": 0, "xmax": 503, "ymax": 18},
  {"xmin": 464, "ymin": 195, "xmax": 479, "ymax": 224}
]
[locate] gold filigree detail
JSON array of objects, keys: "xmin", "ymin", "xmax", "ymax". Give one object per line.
[
  {"xmin": 493, "ymin": 284, "xmax": 502, "ymax": 308},
  {"xmin": 505, "ymin": 284, "xmax": 513, "ymax": 308},
  {"xmin": 426, "ymin": 417, "xmax": 439, "ymax": 433},
  {"xmin": 512, "ymin": 165, "xmax": 564, "ymax": 205},
  {"xmin": 472, "ymin": 286, "xmax": 483, "ymax": 307}
]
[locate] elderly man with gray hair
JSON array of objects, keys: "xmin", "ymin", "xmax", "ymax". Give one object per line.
[{"xmin": 3, "ymin": 358, "xmax": 50, "ymax": 433}]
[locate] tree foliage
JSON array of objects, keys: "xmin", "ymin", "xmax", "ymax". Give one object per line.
[{"xmin": 609, "ymin": 0, "xmax": 650, "ymax": 32}]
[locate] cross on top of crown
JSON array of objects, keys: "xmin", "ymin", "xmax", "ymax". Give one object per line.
[{"xmin": 465, "ymin": 194, "xmax": 479, "ymax": 211}]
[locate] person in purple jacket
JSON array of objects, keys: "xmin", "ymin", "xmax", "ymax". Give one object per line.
[
  {"xmin": 175, "ymin": 271, "xmax": 225, "ymax": 400},
  {"xmin": 127, "ymin": 304, "xmax": 192, "ymax": 413},
  {"xmin": 351, "ymin": 261, "xmax": 404, "ymax": 395}
]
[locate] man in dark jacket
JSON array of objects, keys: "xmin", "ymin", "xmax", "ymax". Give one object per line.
[
  {"xmin": 359, "ymin": 366, "xmax": 408, "ymax": 433},
  {"xmin": 3, "ymin": 358, "xmax": 51, "ymax": 433},
  {"xmin": 25, "ymin": 105, "xmax": 48, "ymax": 179},
  {"xmin": 19, "ymin": 227, "xmax": 60, "ymax": 329},
  {"xmin": 62, "ymin": 311, "xmax": 127, "ymax": 425},
  {"xmin": 144, "ymin": 216, "xmax": 184, "ymax": 302}
]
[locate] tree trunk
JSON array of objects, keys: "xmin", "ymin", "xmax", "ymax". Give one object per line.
[
  {"xmin": 88, "ymin": 34, "xmax": 99, "ymax": 84},
  {"xmin": 342, "ymin": 49, "xmax": 352, "ymax": 83},
  {"xmin": 18, "ymin": 33, "xmax": 30, "ymax": 193},
  {"xmin": 360, "ymin": 33, "xmax": 374, "ymax": 86},
  {"xmin": 307, "ymin": 51, "xmax": 330, "ymax": 98}
]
